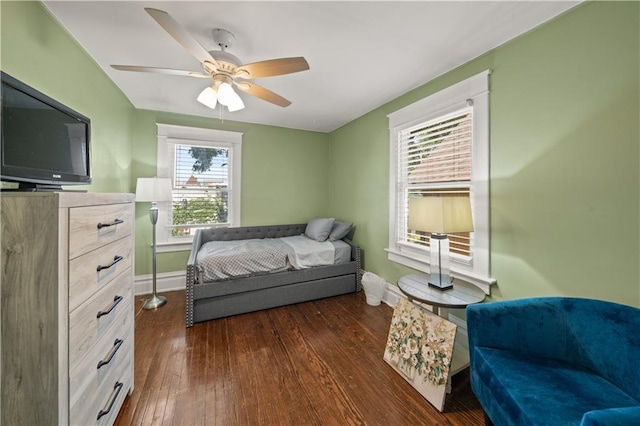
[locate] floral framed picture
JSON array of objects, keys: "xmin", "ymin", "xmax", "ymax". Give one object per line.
[{"xmin": 383, "ymin": 297, "xmax": 457, "ymax": 412}]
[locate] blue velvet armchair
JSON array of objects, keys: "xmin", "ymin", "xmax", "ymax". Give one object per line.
[{"xmin": 466, "ymin": 297, "xmax": 640, "ymax": 426}]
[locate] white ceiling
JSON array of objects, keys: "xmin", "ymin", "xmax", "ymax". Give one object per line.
[{"xmin": 43, "ymin": 1, "xmax": 580, "ymax": 133}]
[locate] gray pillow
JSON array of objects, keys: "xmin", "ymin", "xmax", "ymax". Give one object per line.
[
  {"xmin": 305, "ymin": 217, "xmax": 335, "ymax": 242},
  {"xmin": 328, "ymin": 221, "xmax": 352, "ymax": 241}
]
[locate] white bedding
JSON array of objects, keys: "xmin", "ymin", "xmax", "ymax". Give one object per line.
[
  {"xmin": 196, "ymin": 235, "xmax": 349, "ymax": 282},
  {"xmin": 280, "ymin": 235, "xmax": 335, "ymax": 269}
]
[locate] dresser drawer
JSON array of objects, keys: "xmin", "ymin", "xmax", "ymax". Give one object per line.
[
  {"xmin": 96, "ymin": 373, "xmax": 133, "ymax": 426},
  {"xmin": 69, "ymin": 331, "xmax": 132, "ymax": 411},
  {"xmin": 69, "ymin": 203, "xmax": 133, "ymax": 260},
  {"xmin": 69, "ymin": 236, "xmax": 133, "ymax": 312},
  {"xmin": 69, "ymin": 298, "xmax": 133, "ymax": 378},
  {"xmin": 69, "ymin": 344, "xmax": 133, "ymax": 426},
  {"xmin": 69, "ymin": 271, "xmax": 133, "ymax": 369}
]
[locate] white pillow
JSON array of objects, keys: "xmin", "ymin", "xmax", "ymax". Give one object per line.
[{"xmin": 305, "ymin": 217, "xmax": 335, "ymax": 242}]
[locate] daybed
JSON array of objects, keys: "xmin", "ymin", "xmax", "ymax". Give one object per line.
[
  {"xmin": 467, "ymin": 297, "xmax": 640, "ymax": 426},
  {"xmin": 185, "ymin": 222, "xmax": 362, "ymax": 327}
]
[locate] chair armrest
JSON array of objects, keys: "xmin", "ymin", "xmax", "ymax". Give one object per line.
[
  {"xmin": 466, "ymin": 297, "xmax": 569, "ymax": 361},
  {"xmin": 581, "ymin": 406, "xmax": 640, "ymax": 426}
]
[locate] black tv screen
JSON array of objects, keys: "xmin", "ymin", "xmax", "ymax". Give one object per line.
[{"xmin": 1, "ymin": 71, "xmax": 91, "ymax": 190}]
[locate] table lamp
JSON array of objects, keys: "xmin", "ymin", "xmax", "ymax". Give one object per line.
[
  {"xmin": 408, "ymin": 194, "xmax": 474, "ymax": 290},
  {"xmin": 135, "ymin": 177, "xmax": 173, "ymax": 309}
]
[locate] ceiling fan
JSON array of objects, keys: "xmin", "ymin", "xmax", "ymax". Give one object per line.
[{"xmin": 111, "ymin": 8, "xmax": 309, "ymax": 112}]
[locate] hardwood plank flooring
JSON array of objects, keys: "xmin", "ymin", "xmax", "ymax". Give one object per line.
[{"xmin": 115, "ymin": 290, "xmax": 484, "ymax": 425}]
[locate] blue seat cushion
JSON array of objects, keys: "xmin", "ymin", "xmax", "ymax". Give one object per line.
[{"xmin": 472, "ymin": 347, "xmax": 640, "ymax": 426}]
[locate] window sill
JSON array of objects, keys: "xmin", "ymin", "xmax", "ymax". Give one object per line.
[
  {"xmin": 156, "ymin": 240, "xmax": 192, "ymax": 253},
  {"xmin": 385, "ymin": 247, "xmax": 495, "ymax": 295}
]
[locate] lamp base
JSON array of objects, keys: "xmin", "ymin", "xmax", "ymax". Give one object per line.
[
  {"xmin": 428, "ymin": 282, "xmax": 454, "ymax": 291},
  {"xmin": 143, "ymin": 294, "xmax": 167, "ymax": 310}
]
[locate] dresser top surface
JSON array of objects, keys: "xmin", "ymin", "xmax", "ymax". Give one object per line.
[{"xmin": 1, "ymin": 192, "xmax": 134, "ymax": 207}]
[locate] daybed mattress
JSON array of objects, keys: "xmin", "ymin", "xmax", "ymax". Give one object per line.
[{"xmin": 196, "ymin": 235, "xmax": 351, "ymax": 282}]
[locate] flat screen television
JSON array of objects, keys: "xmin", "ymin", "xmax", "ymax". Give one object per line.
[{"xmin": 1, "ymin": 71, "xmax": 91, "ymax": 191}]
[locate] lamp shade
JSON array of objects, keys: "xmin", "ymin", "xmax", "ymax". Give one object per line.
[
  {"xmin": 217, "ymin": 82, "xmax": 235, "ymax": 105},
  {"xmin": 408, "ymin": 195, "xmax": 474, "ymax": 234},
  {"xmin": 197, "ymin": 86, "xmax": 218, "ymax": 110},
  {"xmin": 135, "ymin": 177, "xmax": 173, "ymax": 202},
  {"xmin": 226, "ymin": 92, "xmax": 245, "ymax": 112}
]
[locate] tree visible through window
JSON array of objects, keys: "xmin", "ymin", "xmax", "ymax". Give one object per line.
[{"xmin": 171, "ymin": 144, "xmax": 229, "ymax": 236}]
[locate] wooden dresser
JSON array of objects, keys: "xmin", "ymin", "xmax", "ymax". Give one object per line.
[{"xmin": 1, "ymin": 192, "xmax": 135, "ymax": 425}]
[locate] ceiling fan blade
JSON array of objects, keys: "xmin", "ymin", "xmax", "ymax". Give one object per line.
[
  {"xmin": 144, "ymin": 8, "xmax": 217, "ymax": 67},
  {"xmin": 111, "ymin": 65, "xmax": 210, "ymax": 78},
  {"xmin": 234, "ymin": 81, "xmax": 291, "ymax": 107},
  {"xmin": 234, "ymin": 57, "xmax": 309, "ymax": 79}
]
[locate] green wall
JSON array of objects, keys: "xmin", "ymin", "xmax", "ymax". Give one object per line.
[
  {"xmin": 329, "ymin": 1, "xmax": 640, "ymax": 306},
  {"xmin": 132, "ymin": 110, "xmax": 330, "ymax": 275},
  {"xmin": 0, "ymin": 1, "xmax": 134, "ymax": 193}
]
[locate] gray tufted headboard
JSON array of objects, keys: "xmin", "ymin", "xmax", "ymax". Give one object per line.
[{"xmin": 198, "ymin": 223, "xmax": 307, "ymax": 243}]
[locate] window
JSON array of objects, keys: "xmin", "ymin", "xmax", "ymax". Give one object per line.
[
  {"xmin": 387, "ymin": 71, "xmax": 494, "ymax": 293},
  {"xmin": 403, "ymin": 108, "xmax": 473, "ymax": 257},
  {"xmin": 156, "ymin": 124, "xmax": 242, "ymax": 250},
  {"xmin": 170, "ymin": 144, "xmax": 230, "ymax": 237}
]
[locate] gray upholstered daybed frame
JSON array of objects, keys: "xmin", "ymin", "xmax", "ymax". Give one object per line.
[{"xmin": 185, "ymin": 223, "xmax": 362, "ymax": 327}]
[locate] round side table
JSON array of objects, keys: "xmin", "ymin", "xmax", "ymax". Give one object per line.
[{"xmin": 398, "ymin": 273, "xmax": 485, "ymax": 318}]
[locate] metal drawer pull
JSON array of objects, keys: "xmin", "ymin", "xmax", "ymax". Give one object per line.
[
  {"xmin": 97, "ymin": 295, "xmax": 123, "ymax": 319},
  {"xmin": 97, "ymin": 255, "xmax": 124, "ymax": 272},
  {"xmin": 97, "ymin": 339, "xmax": 124, "ymax": 369},
  {"xmin": 97, "ymin": 218, "xmax": 124, "ymax": 229},
  {"xmin": 97, "ymin": 381, "xmax": 124, "ymax": 420}
]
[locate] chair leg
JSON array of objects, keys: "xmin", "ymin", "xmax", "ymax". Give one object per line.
[{"xmin": 484, "ymin": 411, "xmax": 494, "ymax": 426}]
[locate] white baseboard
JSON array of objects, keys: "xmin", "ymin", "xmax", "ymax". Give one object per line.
[
  {"xmin": 134, "ymin": 271, "xmax": 186, "ymax": 296},
  {"xmin": 381, "ymin": 282, "xmax": 403, "ymax": 308}
]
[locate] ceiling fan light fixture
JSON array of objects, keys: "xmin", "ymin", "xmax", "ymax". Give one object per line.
[
  {"xmin": 197, "ymin": 86, "xmax": 217, "ymax": 110},
  {"xmin": 216, "ymin": 82, "xmax": 234, "ymax": 105},
  {"xmin": 217, "ymin": 82, "xmax": 245, "ymax": 111},
  {"xmin": 227, "ymin": 95, "xmax": 245, "ymax": 112}
]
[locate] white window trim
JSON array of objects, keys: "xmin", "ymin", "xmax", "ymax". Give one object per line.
[
  {"xmin": 155, "ymin": 123, "xmax": 242, "ymax": 252},
  {"xmin": 386, "ymin": 70, "xmax": 495, "ymax": 294}
]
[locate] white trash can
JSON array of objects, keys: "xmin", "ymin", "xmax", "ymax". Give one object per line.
[{"xmin": 361, "ymin": 271, "xmax": 386, "ymax": 306}]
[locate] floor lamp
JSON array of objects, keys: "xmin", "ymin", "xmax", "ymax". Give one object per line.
[
  {"xmin": 136, "ymin": 177, "xmax": 173, "ymax": 309},
  {"xmin": 408, "ymin": 194, "xmax": 474, "ymax": 290}
]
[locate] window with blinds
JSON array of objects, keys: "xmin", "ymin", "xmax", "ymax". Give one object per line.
[
  {"xmin": 399, "ymin": 107, "xmax": 473, "ymax": 257},
  {"xmin": 170, "ymin": 143, "xmax": 230, "ymax": 236}
]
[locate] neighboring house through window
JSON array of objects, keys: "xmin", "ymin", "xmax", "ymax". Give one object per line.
[
  {"xmin": 156, "ymin": 123, "xmax": 242, "ymax": 251},
  {"xmin": 387, "ymin": 71, "xmax": 494, "ymax": 293}
]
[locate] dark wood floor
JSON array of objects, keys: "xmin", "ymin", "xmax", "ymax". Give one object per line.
[{"xmin": 115, "ymin": 290, "xmax": 484, "ymax": 425}]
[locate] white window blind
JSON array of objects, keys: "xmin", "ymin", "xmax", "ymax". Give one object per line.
[
  {"xmin": 399, "ymin": 108, "xmax": 473, "ymax": 257},
  {"xmin": 170, "ymin": 144, "xmax": 230, "ymax": 237}
]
